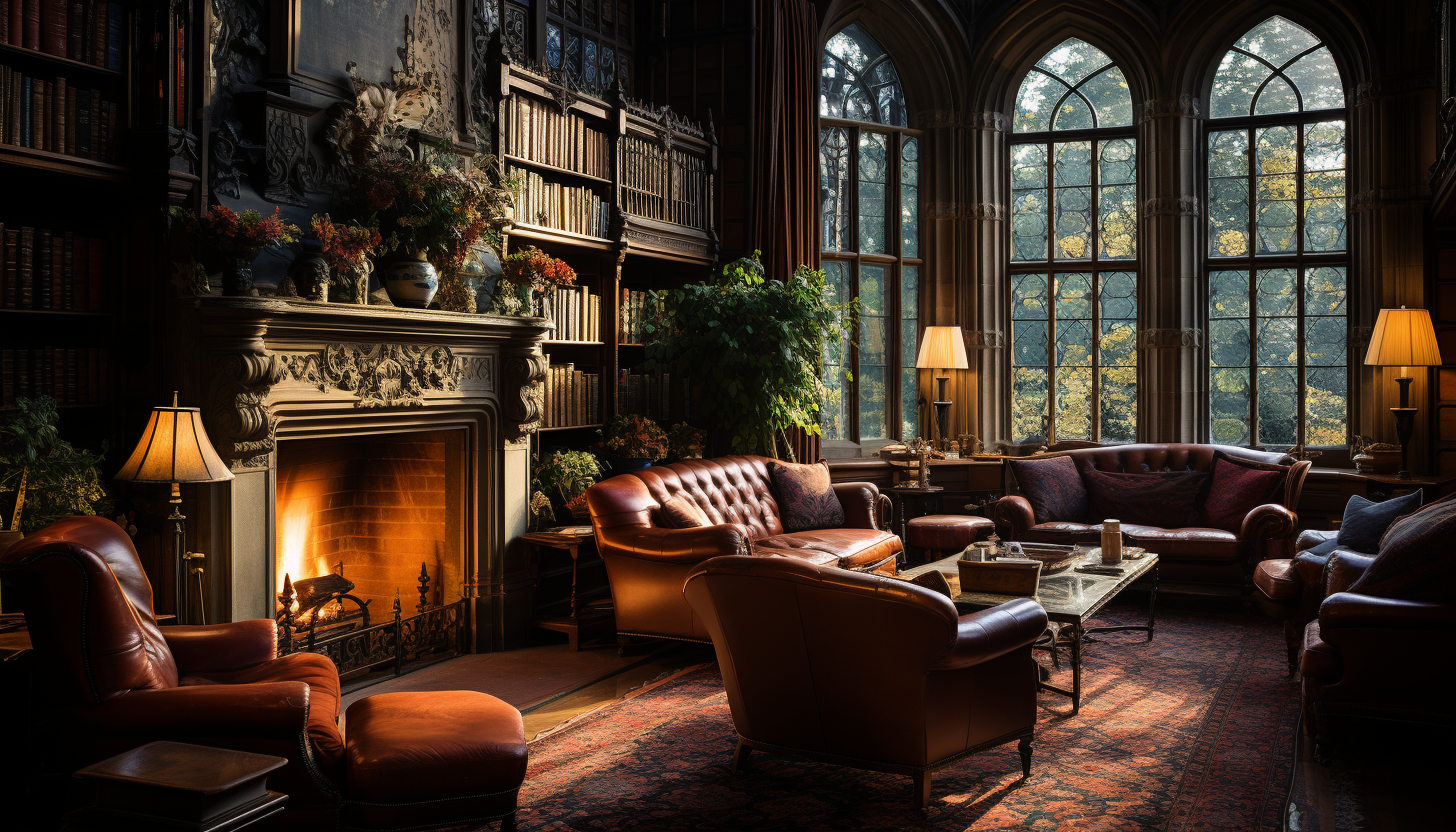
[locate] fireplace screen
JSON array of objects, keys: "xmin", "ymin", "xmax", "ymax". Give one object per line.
[{"xmin": 274, "ymin": 430, "xmax": 466, "ymax": 637}]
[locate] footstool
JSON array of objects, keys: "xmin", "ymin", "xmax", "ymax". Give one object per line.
[
  {"xmin": 344, "ymin": 691, "xmax": 527, "ymax": 832},
  {"xmin": 905, "ymin": 515, "xmax": 995, "ymax": 562}
]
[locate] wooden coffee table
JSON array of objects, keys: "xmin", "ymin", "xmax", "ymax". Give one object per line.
[{"xmin": 902, "ymin": 549, "xmax": 1159, "ymax": 714}]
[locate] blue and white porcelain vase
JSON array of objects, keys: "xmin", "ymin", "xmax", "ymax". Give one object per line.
[{"xmin": 379, "ymin": 250, "xmax": 439, "ymax": 309}]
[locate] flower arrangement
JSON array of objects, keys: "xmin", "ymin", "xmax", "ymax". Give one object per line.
[
  {"xmin": 533, "ymin": 449, "xmax": 603, "ymax": 504},
  {"xmin": 565, "ymin": 491, "xmax": 590, "ymax": 519},
  {"xmin": 312, "ymin": 214, "xmax": 383, "ymax": 303},
  {"xmin": 178, "ymin": 205, "xmax": 301, "ymax": 261},
  {"xmin": 667, "ymin": 423, "xmax": 707, "ymax": 460},
  {"xmin": 490, "ymin": 247, "xmax": 577, "ymax": 315},
  {"xmin": 351, "ymin": 153, "xmax": 506, "ymax": 272},
  {"xmin": 595, "ymin": 415, "xmax": 670, "ymax": 462}
]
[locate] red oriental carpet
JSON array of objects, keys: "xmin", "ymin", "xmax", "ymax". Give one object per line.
[{"xmin": 515, "ymin": 607, "xmax": 1299, "ymax": 831}]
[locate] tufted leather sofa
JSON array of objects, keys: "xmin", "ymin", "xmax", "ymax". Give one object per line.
[
  {"xmin": 991, "ymin": 443, "xmax": 1310, "ymax": 587},
  {"xmin": 585, "ymin": 455, "xmax": 901, "ymax": 642}
]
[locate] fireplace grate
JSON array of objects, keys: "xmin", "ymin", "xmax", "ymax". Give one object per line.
[{"xmin": 278, "ymin": 594, "xmax": 465, "ymax": 679}]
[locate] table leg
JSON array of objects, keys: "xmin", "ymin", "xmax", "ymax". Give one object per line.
[
  {"xmin": 1070, "ymin": 622, "xmax": 1083, "ymax": 714},
  {"xmin": 895, "ymin": 495, "xmax": 908, "ymax": 568}
]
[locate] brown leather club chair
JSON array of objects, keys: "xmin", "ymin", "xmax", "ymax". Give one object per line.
[
  {"xmin": 684, "ymin": 555, "xmax": 1049, "ymax": 808},
  {"xmin": 0, "ymin": 516, "xmax": 344, "ymax": 827}
]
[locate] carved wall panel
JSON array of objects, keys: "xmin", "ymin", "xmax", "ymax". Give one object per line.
[
  {"xmin": 282, "ymin": 344, "xmax": 465, "ymax": 408},
  {"xmin": 264, "ymin": 107, "xmax": 310, "ymax": 206}
]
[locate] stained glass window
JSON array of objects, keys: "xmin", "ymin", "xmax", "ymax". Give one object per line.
[
  {"xmin": 818, "ymin": 25, "xmax": 920, "ymax": 446},
  {"xmin": 1009, "ymin": 38, "xmax": 1138, "ymax": 444},
  {"xmin": 1206, "ymin": 17, "xmax": 1347, "ymax": 449}
]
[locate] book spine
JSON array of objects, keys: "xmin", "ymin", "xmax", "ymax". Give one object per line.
[
  {"xmin": 23, "ymin": 75, "xmax": 33, "ymax": 147},
  {"xmin": 0, "ymin": 66, "xmax": 7, "ymax": 147},
  {"xmin": 0, "ymin": 1, "xmax": 8, "ymax": 46},
  {"xmin": 2, "ymin": 229, "xmax": 16, "ymax": 308},
  {"xmin": 87, "ymin": 236, "xmax": 101, "ymax": 310},
  {"xmin": 40, "ymin": 0, "xmax": 63, "ymax": 55},
  {"xmin": 18, "ymin": 226, "xmax": 33, "ymax": 308},
  {"xmin": 49, "ymin": 232, "xmax": 61, "ymax": 310},
  {"xmin": 53, "ymin": 76, "xmax": 65, "ymax": 155},
  {"xmin": 61, "ymin": 230, "xmax": 72, "ymax": 309},
  {"xmin": 37, "ymin": 228, "xmax": 51, "ymax": 309},
  {"xmin": 82, "ymin": 0, "xmax": 93, "ymax": 64},
  {"xmin": 92, "ymin": 1, "xmax": 104, "ymax": 69},
  {"xmin": 64, "ymin": 82, "xmax": 73, "ymax": 154},
  {"xmin": 75, "ymin": 87, "xmax": 89, "ymax": 157},
  {"xmin": 72, "ymin": 233, "xmax": 86, "ymax": 308},
  {"xmin": 106, "ymin": 3, "xmax": 120, "ymax": 72},
  {"xmin": 67, "ymin": 1, "xmax": 82, "ymax": 59},
  {"xmin": 21, "ymin": 0, "xmax": 37, "ymax": 50}
]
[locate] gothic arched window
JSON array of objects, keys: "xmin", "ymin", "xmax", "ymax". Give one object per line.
[
  {"xmin": 1206, "ymin": 16, "xmax": 1347, "ymax": 449},
  {"xmin": 820, "ymin": 24, "xmax": 921, "ymax": 446},
  {"xmin": 1009, "ymin": 38, "xmax": 1138, "ymax": 444}
]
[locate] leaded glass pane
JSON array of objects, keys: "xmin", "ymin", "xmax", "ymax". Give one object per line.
[
  {"xmin": 1305, "ymin": 366, "xmax": 1347, "ymax": 446},
  {"xmin": 1257, "ymin": 367, "xmax": 1298, "ymax": 446},
  {"xmin": 1284, "ymin": 47, "xmax": 1344, "ymax": 111},
  {"xmin": 1255, "ymin": 125, "xmax": 1299, "ymax": 253},
  {"xmin": 547, "ymin": 23, "xmax": 562, "ymax": 68},
  {"xmin": 1098, "ymin": 138, "xmax": 1136, "ymax": 259},
  {"xmin": 1304, "ymin": 120, "xmax": 1346, "ymax": 252},
  {"xmin": 1054, "ymin": 141, "xmax": 1092, "ymax": 260},
  {"xmin": 1211, "ymin": 51, "xmax": 1271, "ymax": 118},
  {"xmin": 602, "ymin": 47, "xmax": 615, "ymax": 89},
  {"xmin": 1011, "ymin": 144, "xmax": 1048, "ymax": 261},
  {"xmin": 1098, "ymin": 271, "xmax": 1138, "ymax": 443},
  {"xmin": 1208, "ymin": 131, "xmax": 1251, "ymax": 257},
  {"xmin": 821, "ymin": 261, "xmax": 851, "ymax": 441},
  {"xmin": 901, "ymin": 137, "xmax": 919, "ymax": 258},
  {"xmin": 566, "ymin": 30, "xmax": 581, "ymax": 81},
  {"xmin": 820, "ymin": 24, "xmax": 907, "ymax": 126},
  {"xmin": 1052, "ymin": 93, "xmax": 1095, "ymax": 131},
  {"xmin": 1014, "ymin": 71, "xmax": 1066, "ymax": 133},
  {"xmin": 858, "ymin": 132, "xmax": 888, "ymax": 254},
  {"xmin": 902, "ymin": 266, "xmax": 919, "ymax": 439},
  {"xmin": 859, "ymin": 265, "xmax": 888, "ymax": 439},
  {"xmin": 1236, "ymin": 16, "xmax": 1320, "ymax": 66},
  {"xmin": 584, "ymin": 39, "xmax": 597, "ymax": 87},
  {"xmin": 1013, "ymin": 367, "xmax": 1050, "ymax": 444},
  {"xmin": 1054, "ymin": 274, "xmax": 1094, "ymax": 441},
  {"xmin": 1254, "ymin": 75, "xmax": 1300, "ymax": 115},
  {"xmin": 1079, "ymin": 67, "xmax": 1134, "ymax": 128},
  {"xmin": 1035, "ymin": 38, "xmax": 1114, "ymax": 87},
  {"xmin": 820, "ymin": 128, "xmax": 851, "ymax": 252},
  {"xmin": 1210, "ymin": 367, "xmax": 1252, "ymax": 445}
]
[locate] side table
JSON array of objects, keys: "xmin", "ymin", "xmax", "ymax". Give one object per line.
[
  {"xmin": 523, "ymin": 530, "xmax": 615, "ymax": 649},
  {"xmin": 888, "ymin": 485, "xmax": 944, "ymax": 567}
]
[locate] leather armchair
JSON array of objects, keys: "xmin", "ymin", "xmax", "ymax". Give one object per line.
[
  {"xmin": 1254, "ymin": 529, "xmax": 1376, "ymax": 672},
  {"xmin": 587, "ymin": 456, "xmax": 902, "ymax": 642},
  {"xmin": 1300, "ymin": 553, "xmax": 1456, "ymax": 757},
  {"xmin": 0, "ymin": 516, "xmax": 343, "ymax": 825},
  {"xmin": 991, "ymin": 443, "xmax": 1308, "ymax": 587},
  {"xmin": 684, "ymin": 555, "xmax": 1048, "ymax": 808}
]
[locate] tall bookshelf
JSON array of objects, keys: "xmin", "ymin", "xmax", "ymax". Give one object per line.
[{"xmin": 495, "ymin": 61, "xmax": 716, "ymax": 456}]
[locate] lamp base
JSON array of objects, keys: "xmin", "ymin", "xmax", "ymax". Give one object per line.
[
  {"xmin": 933, "ymin": 401, "xmax": 952, "ymax": 450},
  {"xmin": 1392, "ymin": 406, "xmax": 1417, "ymax": 480}
]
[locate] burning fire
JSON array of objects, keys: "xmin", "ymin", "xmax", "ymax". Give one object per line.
[{"xmin": 277, "ymin": 492, "xmax": 330, "ymax": 605}]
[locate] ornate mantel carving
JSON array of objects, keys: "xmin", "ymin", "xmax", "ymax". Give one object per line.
[
  {"xmin": 282, "ymin": 344, "xmax": 465, "ymax": 408},
  {"xmin": 208, "ymin": 351, "xmax": 287, "ymax": 469},
  {"xmin": 501, "ymin": 350, "xmax": 548, "ymax": 441}
]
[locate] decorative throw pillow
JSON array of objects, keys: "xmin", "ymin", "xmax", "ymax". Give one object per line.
[
  {"xmin": 1082, "ymin": 470, "xmax": 1207, "ymax": 528},
  {"xmin": 1335, "ymin": 490, "xmax": 1423, "ymax": 554},
  {"xmin": 1200, "ymin": 453, "xmax": 1288, "ymax": 533},
  {"xmin": 1008, "ymin": 456, "xmax": 1088, "ymax": 524},
  {"xmin": 1348, "ymin": 495, "xmax": 1456, "ymax": 600},
  {"xmin": 660, "ymin": 493, "xmax": 711, "ymax": 529},
  {"xmin": 768, "ymin": 460, "xmax": 845, "ymax": 533}
]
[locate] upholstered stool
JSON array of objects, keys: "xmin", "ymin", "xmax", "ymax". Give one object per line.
[
  {"xmin": 344, "ymin": 691, "xmax": 527, "ymax": 832},
  {"xmin": 905, "ymin": 515, "xmax": 995, "ymax": 561}
]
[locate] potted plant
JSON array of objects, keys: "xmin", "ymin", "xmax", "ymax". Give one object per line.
[
  {"xmin": 594, "ymin": 415, "xmax": 670, "ymax": 471},
  {"xmin": 311, "ymin": 214, "xmax": 383, "ymax": 305},
  {"xmin": 490, "ymin": 247, "xmax": 577, "ymax": 316},
  {"xmin": 533, "ymin": 450, "xmax": 603, "ymax": 522},
  {"xmin": 667, "ymin": 423, "xmax": 707, "ymax": 461},
  {"xmin": 171, "ymin": 205, "xmax": 301, "ymax": 296},
  {"xmin": 0, "ymin": 396, "xmax": 111, "ymax": 536},
  {"xmin": 645, "ymin": 252, "xmax": 857, "ymax": 458}
]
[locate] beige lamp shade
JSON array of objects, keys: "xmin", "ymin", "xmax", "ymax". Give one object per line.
[
  {"xmin": 115, "ymin": 405, "xmax": 235, "ymax": 484},
  {"xmin": 915, "ymin": 326, "xmax": 970, "ymax": 371},
  {"xmin": 1363, "ymin": 307, "xmax": 1442, "ymax": 368}
]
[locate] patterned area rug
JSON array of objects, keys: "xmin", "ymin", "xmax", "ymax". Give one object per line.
[{"xmin": 516, "ymin": 607, "xmax": 1299, "ymax": 831}]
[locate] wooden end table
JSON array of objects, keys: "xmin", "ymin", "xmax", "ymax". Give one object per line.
[
  {"xmin": 523, "ymin": 529, "xmax": 615, "ymax": 649},
  {"xmin": 888, "ymin": 485, "xmax": 944, "ymax": 567}
]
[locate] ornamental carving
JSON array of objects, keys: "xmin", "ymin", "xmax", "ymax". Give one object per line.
[
  {"xmin": 263, "ymin": 106, "xmax": 310, "ymax": 207},
  {"xmin": 207, "ymin": 352, "xmax": 287, "ymax": 469},
  {"xmin": 208, "ymin": 0, "xmax": 267, "ymax": 198},
  {"xmin": 1139, "ymin": 95, "xmax": 1202, "ymax": 122},
  {"xmin": 501, "ymin": 353, "xmax": 548, "ymax": 440},
  {"xmin": 1142, "ymin": 196, "xmax": 1201, "ymax": 217},
  {"xmin": 964, "ymin": 330, "xmax": 1005, "ymax": 349},
  {"xmin": 1137, "ymin": 329, "xmax": 1204, "ymax": 349},
  {"xmin": 282, "ymin": 344, "xmax": 464, "ymax": 408}
]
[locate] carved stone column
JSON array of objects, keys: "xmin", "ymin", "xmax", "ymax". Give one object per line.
[
  {"xmin": 963, "ymin": 111, "xmax": 1010, "ymax": 445},
  {"xmin": 1138, "ymin": 96, "xmax": 1205, "ymax": 442}
]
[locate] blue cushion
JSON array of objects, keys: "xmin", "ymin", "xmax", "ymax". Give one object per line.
[
  {"xmin": 1350, "ymin": 495, "xmax": 1456, "ymax": 600},
  {"xmin": 1304, "ymin": 537, "xmax": 1340, "ymax": 557},
  {"xmin": 1335, "ymin": 490, "xmax": 1423, "ymax": 554}
]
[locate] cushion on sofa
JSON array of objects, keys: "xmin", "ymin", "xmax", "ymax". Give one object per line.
[
  {"xmin": 768, "ymin": 460, "xmax": 846, "ymax": 532},
  {"xmin": 1008, "ymin": 456, "xmax": 1088, "ymax": 524},
  {"xmin": 1200, "ymin": 453, "xmax": 1287, "ymax": 533},
  {"xmin": 755, "ymin": 528, "xmax": 901, "ymax": 569},
  {"xmin": 660, "ymin": 493, "xmax": 711, "ymax": 529},
  {"xmin": 1348, "ymin": 495, "xmax": 1456, "ymax": 601},
  {"xmin": 1082, "ymin": 469, "xmax": 1206, "ymax": 527},
  {"xmin": 1335, "ymin": 490, "xmax": 1422, "ymax": 554}
]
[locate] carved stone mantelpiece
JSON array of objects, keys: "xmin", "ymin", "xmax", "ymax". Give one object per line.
[{"xmin": 282, "ymin": 344, "xmax": 465, "ymax": 407}]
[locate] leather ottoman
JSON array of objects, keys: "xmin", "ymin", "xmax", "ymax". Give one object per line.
[
  {"xmin": 906, "ymin": 515, "xmax": 995, "ymax": 559},
  {"xmin": 344, "ymin": 691, "xmax": 527, "ymax": 832}
]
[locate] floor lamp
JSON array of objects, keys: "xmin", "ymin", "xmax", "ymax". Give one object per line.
[
  {"xmin": 1363, "ymin": 307, "xmax": 1442, "ymax": 480},
  {"xmin": 915, "ymin": 327, "xmax": 970, "ymax": 450},
  {"xmin": 114, "ymin": 393, "xmax": 234, "ymax": 624}
]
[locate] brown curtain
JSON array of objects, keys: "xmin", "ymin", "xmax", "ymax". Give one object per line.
[{"xmin": 754, "ymin": 0, "xmax": 821, "ymax": 461}]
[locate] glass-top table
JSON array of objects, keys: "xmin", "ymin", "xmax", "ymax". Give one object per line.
[{"xmin": 901, "ymin": 549, "xmax": 1159, "ymax": 713}]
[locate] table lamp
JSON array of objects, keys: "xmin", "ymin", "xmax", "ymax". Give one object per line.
[
  {"xmin": 915, "ymin": 326, "xmax": 970, "ymax": 449},
  {"xmin": 1363, "ymin": 307, "xmax": 1442, "ymax": 480},
  {"xmin": 114, "ymin": 393, "xmax": 234, "ymax": 623}
]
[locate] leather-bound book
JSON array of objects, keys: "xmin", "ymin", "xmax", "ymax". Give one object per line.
[
  {"xmin": 67, "ymin": 1, "xmax": 82, "ymax": 59},
  {"xmin": 37, "ymin": 228, "xmax": 51, "ymax": 310},
  {"xmin": 2, "ymin": 228, "xmax": 17, "ymax": 308},
  {"xmin": 50, "ymin": 233, "xmax": 62, "ymax": 311},
  {"xmin": 53, "ymin": 76, "xmax": 64, "ymax": 155},
  {"xmin": 40, "ymin": 0, "xmax": 64, "ymax": 55},
  {"xmin": 21, "ymin": 0, "xmax": 37, "ymax": 50},
  {"xmin": 17, "ymin": 226, "xmax": 32, "ymax": 308},
  {"xmin": 72, "ymin": 233, "xmax": 87, "ymax": 308},
  {"xmin": 61, "ymin": 230, "xmax": 72, "ymax": 309},
  {"xmin": 106, "ymin": 2, "xmax": 121, "ymax": 71},
  {"xmin": 87, "ymin": 86, "xmax": 97, "ymax": 159},
  {"xmin": 74, "ymin": 86, "xmax": 88, "ymax": 157},
  {"xmin": 64, "ymin": 82, "xmax": 73, "ymax": 154},
  {"xmin": 92, "ymin": 1, "xmax": 103, "ymax": 68},
  {"xmin": 0, "ymin": 0, "xmax": 9, "ymax": 46},
  {"xmin": 87, "ymin": 236, "xmax": 101, "ymax": 310}
]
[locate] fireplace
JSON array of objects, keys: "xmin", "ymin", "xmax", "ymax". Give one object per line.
[{"xmin": 274, "ymin": 430, "xmax": 466, "ymax": 633}]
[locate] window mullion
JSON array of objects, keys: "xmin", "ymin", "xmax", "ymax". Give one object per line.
[
  {"xmin": 1047, "ymin": 141, "xmax": 1057, "ymax": 442},
  {"xmin": 1247, "ymin": 126, "xmax": 1260, "ymax": 447},
  {"xmin": 1090, "ymin": 139, "xmax": 1102, "ymax": 442},
  {"xmin": 1295, "ymin": 122, "xmax": 1307, "ymax": 450}
]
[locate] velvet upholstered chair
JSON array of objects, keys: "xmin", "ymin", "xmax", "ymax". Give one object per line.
[{"xmin": 683, "ymin": 554, "xmax": 1049, "ymax": 808}]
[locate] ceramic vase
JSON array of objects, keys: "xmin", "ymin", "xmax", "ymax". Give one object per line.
[{"xmin": 379, "ymin": 251, "xmax": 439, "ymax": 309}]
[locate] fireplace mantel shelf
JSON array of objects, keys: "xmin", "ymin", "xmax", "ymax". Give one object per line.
[{"xmin": 192, "ymin": 295, "xmax": 555, "ymax": 343}]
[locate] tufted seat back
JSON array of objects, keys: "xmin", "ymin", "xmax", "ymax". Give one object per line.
[
  {"xmin": 597, "ymin": 455, "xmax": 786, "ymax": 541},
  {"xmin": 1053, "ymin": 443, "xmax": 1306, "ymax": 509}
]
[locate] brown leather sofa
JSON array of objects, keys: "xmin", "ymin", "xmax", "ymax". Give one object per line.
[
  {"xmin": 1299, "ymin": 551, "xmax": 1456, "ymax": 757},
  {"xmin": 586, "ymin": 455, "xmax": 902, "ymax": 642},
  {"xmin": 991, "ymin": 443, "xmax": 1310, "ymax": 587},
  {"xmin": 684, "ymin": 554, "xmax": 1048, "ymax": 808}
]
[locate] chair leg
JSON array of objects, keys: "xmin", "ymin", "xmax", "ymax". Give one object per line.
[
  {"xmin": 501, "ymin": 812, "xmax": 517, "ymax": 832},
  {"xmin": 913, "ymin": 770, "xmax": 932, "ymax": 810},
  {"xmin": 1018, "ymin": 737, "xmax": 1033, "ymax": 779},
  {"xmin": 732, "ymin": 740, "xmax": 752, "ymax": 773}
]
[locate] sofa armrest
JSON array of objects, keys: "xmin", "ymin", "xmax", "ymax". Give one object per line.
[
  {"xmin": 1239, "ymin": 503, "xmax": 1297, "ymax": 544},
  {"xmin": 1319, "ymin": 592, "xmax": 1456, "ymax": 632},
  {"xmin": 832, "ymin": 482, "xmax": 882, "ymax": 530},
  {"xmin": 877, "ymin": 493, "xmax": 893, "ymax": 530},
  {"xmin": 930, "ymin": 597, "xmax": 1048, "ymax": 671},
  {"xmin": 1325, "ymin": 551, "xmax": 1377, "ymax": 595},
  {"xmin": 1296, "ymin": 529, "xmax": 1338, "ymax": 552},
  {"xmin": 597, "ymin": 523, "xmax": 752, "ymax": 565},
  {"xmin": 73, "ymin": 683, "xmax": 311, "ymax": 736},
  {"xmin": 163, "ymin": 620, "xmax": 279, "ymax": 675},
  {"xmin": 991, "ymin": 496, "xmax": 1035, "ymax": 540}
]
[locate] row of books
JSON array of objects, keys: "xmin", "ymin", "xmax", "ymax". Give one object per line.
[
  {"xmin": 507, "ymin": 94, "xmax": 611, "ymax": 179},
  {"xmin": 1, "ymin": 347, "xmax": 111, "ymax": 405},
  {"xmin": 543, "ymin": 286, "xmax": 600, "ymax": 342},
  {"xmin": 0, "ymin": 64, "xmax": 119, "ymax": 161},
  {"xmin": 617, "ymin": 369, "xmax": 686, "ymax": 425},
  {"xmin": 508, "ymin": 167, "xmax": 611, "ymax": 239},
  {"xmin": 0, "ymin": 223, "xmax": 107, "ymax": 310},
  {"xmin": 0, "ymin": 1, "xmax": 123, "ymax": 71},
  {"xmin": 543, "ymin": 362, "xmax": 601, "ymax": 429},
  {"xmin": 619, "ymin": 288, "xmax": 663, "ymax": 345}
]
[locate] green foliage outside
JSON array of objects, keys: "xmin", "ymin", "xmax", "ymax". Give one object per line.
[
  {"xmin": 646, "ymin": 252, "xmax": 858, "ymax": 458},
  {"xmin": 0, "ymin": 397, "xmax": 111, "ymax": 533}
]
